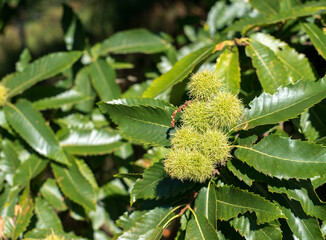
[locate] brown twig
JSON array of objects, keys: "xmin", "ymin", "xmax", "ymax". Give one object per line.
[{"xmin": 170, "ymin": 100, "xmax": 192, "ymax": 127}]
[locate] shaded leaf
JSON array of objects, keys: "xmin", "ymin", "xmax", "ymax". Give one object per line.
[
  {"xmin": 130, "ymin": 162, "xmax": 194, "ymax": 204},
  {"xmin": 268, "ymin": 179, "xmax": 326, "ymax": 221},
  {"xmin": 75, "ymin": 67, "xmax": 95, "ymax": 113},
  {"xmin": 116, "ymin": 210, "xmax": 149, "ymax": 231},
  {"xmin": 0, "ymin": 140, "xmax": 20, "ymax": 185},
  {"xmin": 59, "ymin": 128, "xmax": 123, "ymax": 156},
  {"xmin": 230, "ymin": 214, "xmax": 282, "ymax": 240},
  {"xmin": 40, "ymin": 178, "xmax": 67, "ymax": 211},
  {"xmin": 51, "ymin": 156, "xmax": 97, "ymax": 211},
  {"xmin": 15, "ymin": 48, "xmax": 31, "ymax": 72},
  {"xmin": 215, "ymin": 185, "xmax": 283, "ymax": 224},
  {"xmin": 32, "ymin": 89, "xmax": 87, "ymax": 111},
  {"xmin": 13, "ymin": 155, "xmax": 48, "ymax": 187},
  {"xmin": 302, "ymin": 22, "xmax": 326, "ymax": 61},
  {"xmin": 95, "ymin": 29, "xmax": 169, "ymax": 56},
  {"xmin": 214, "ymin": 46, "xmax": 241, "ymax": 94},
  {"xmin": 88, "ymin": 58, "xmax": 120, "ymax": 101},
  {"xmin": 4, "ymin": 100, "xmax": 69, "ymax": 165},
  {"xmin": 246, "ymin": 39, "xmax": 290, "ymax": 94},
  {"xmin": 121, "ymin": 80, "xmax": 152, "ymax": 98},
  {"xmin": 194, "ymin": 181, "xmax": 217, "ymax": 229},
  {"xmin": 274, "ymin": 194, "xmax": 323, "ymax": 240},
  {"xmin": 1, "ymin": 51, "xmax": 82, "ymax": 98},
  {"xmin": 235, "ymin": 135, "xmax": 326, "ymax": 179},
  {"xmin": 61, "ymin": 3, "xmax": 85, "ymax": 51},
  {"xmin": 238, "ymin": 78, "xmax": 326, "ymax": 130},
  {"xmin": 300, "ymin": 110, "xmax": 319, "ymax": 142},
  {"xmin": 185, "ymin": 211, "xmax": 219, "ymax": 240},
  {"xmin": 99, "ymin": 98, "xmax": 176, "ymax": 146},
  {"xmin": 35, "ymin": 197, "xmax": 63, "ymax": 231},
  {"xmin": 143, "ymin": 44, "xmax": 215, "ymax": 98},
  {"xmin": 251, "ymin": 33, "xmax": 315, "ymax": 83},
  {"xmin": 117, "ymin": 207, "xmax": 176, "ymax": 240}
]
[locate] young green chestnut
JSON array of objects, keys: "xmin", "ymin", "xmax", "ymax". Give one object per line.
[
  {"xmin": 188, "ymin": 70, "xmax": 223, "ymax": 101},
  {"xmin": 164, "ymin": 148, "xmax": 214, "ymax": 183}
]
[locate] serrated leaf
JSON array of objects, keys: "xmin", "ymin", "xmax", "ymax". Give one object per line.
[
  {"xmin": 61, "ymin": 4, "xmax": 85, "ymax": 51},
  {"xmin": 246, "ymin": 39, "xmax": 290, "ymax": 94},
  {"xmin": 100, "ymin": 179, "xmax": 128, "ymax": 198},
  {"xmin": 238, "ymin": 78, "xmax": 326, "ymax": 130},
  {"xmin": 235, "ymin": 135, "xmax": 326, "ymax": 179},
  {"xmin": 215, "ymin": 186, "xmax": 283, "ymax": 224},
  {"xmin": 122, "ymin": 81, "xmax": 152, "ymax": 98},
  {"xmin": 226, "ymin": 1, "xmax": 326, "ymax": 33},
  {"xmin": 302, "ymin": 22, "xmax": 326, "ymax": 61},
  {"xmin": 75, "ymin": 158, "xmax": 99, "ymax": 191},
  {"xmin": 116, "ymin": 210, "xmax": 149, "ymax": 231},
  {"xmin": 214, "ymin": 46, "xmax": 241, "ymax": 94},
  {"xmin": 0, "ymin": 140, "xmax": 20, "ymax": 185},
  {"xmin": 99, "ymin": 99, "xmax": 176, "ymax": 146},
  {"xmin": 117, "ymin": 207, "xmax": 176, "ymax": 240},
  {"xmin": 88, "ymin": 58, "xmax": 120, "ymax": 101},
  {"xmin": 194, "ymin": 181, "xmax": 217, "ymax": 230},
  {"xmin": 40, "ymin": 178, "xmax": 67, "ymax": 211},
  {"xmin": 11, "ymin": 192, "xmax": 34, "ymax": 240},
  {"xmin": 130, "ymin": 162, "xmax": 194, "ymax": 204},
  {"xmin": 88, "ymin": 204, "xmax": 106, "ymax": 230},
  {"xmin": 75, "ymin": 67, "xmax": 95, "ymax": 113},
  {"xmin": 4, "ymin": 100, "xmax": 69, "ymax": 165},
  {"xmin": 300, "ymin": 110, "xmax": 319, "ymax": 141},
  {"xmin": 32, "ymin": 89, "xmax": 87, "ymax": 111},
  {"xmin": 51, "ymin": 155, "xmax": 96, "ymax": 211},
  {"xmin": 1, "ymin": 51, "xmax": 82, "ymax": 98},
  {"xmin": 274, "ymin": 194, "xmax": 323, "ymax": 240},
  {"xmin": 185, "ymin": 211, "xmax": 219, "ymax": 240},
  {"xmin": 251, "ymin": 33, "xmax": 315, "ymax": 83},
  {"xmin": 95, "ymin": 29, "xmax": 169, "ymax": 56},
  {"xmin": 35, "ymin": 197, "xmax": 63, "ymax": 231},
  {"xmin": 143, "ymin": 44, "xmax": 215, "ymax": 98},
  {"xmin": 249, "ymin": 0, "xmax": 280, "ymax": 15},
  {"xmin": 59, "ymin": 128, "xmax": 123, "ymax": 156},
  {"xmin": 229, "ymin": 214, "xmax": 282, "ymax": 240},
  {"xmin": 24, "ymin": 228, "xmax": 83, "ymax": 240},
  {"xmin": 13, "ymin": 154, "xmax": 48, "ymax": 187},
  {"xmin": 268, "ymin": 179, "xmax": 326, "ymax": 221}
]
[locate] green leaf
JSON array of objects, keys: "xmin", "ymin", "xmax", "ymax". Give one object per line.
[
  {"xmin": 0, "ymin": 140, "xmax": 20, "ymax": 185},
  {"xmin": 215, "ymin": 186, "xmax": 283, "ymax": 224},
  {"xmin": 238, "ymin": 78, "xmax": 326, "ymax": 130},
  {"xmin": 75, "ymin": 67, "xmax": 95, "ymax": 113},
  {"xmin": 35, "ymin": 197, "xmax": 63, "ymax": 231},
  {"xmin": 185, "ymin": 210, "xmax": 219, "ymax": 240},
  {"xmin": 117, "ymin": 207, "xmax": 176, "ymax": 240},
  {"xmin": 24, "ymin": 229, "xmax": 83, "ymax": 240},
  {"xmin": 235, "ymin": 135, "xmax": 326, "ymax": 179},
  {"xmin": 95, "ymin": 29, "xmax": 169, "ymax": 56},
  {"xmin": 214, "ymin": 46, "xmax": 241, "ymax": 94},
  {"xmin": 40, "ymin": 178, "xmax": 67, "ymax": 211},
  {"xmin": 246, "ymin": 39, "xmax": 290, "ymax": 94},
  {"xmin": 116, "ymin": 210, "xmax": 149, "ymax": 231},
  {"xmin": 300, "ymin": 110, "xmax": 319, "ymax": 141},
  {"xmin": 32, "ymin": 89, "xmax": 87, "ymax": 111},
  {"xmin": 99, "ymin": 98, "xmax": 176, "ymax": 146},
  {"xmin": 15, "ymin": 48, "xmax": 31, "ymax": 72},
  {"xmin": 88, "ymin": 59, "xmax": 120, "ymax": 101},
  {"xmin": 226, "ymin": 1, "xmax": 326, "ymax": 33},
  {"xmin": 280, "ymin": 0, "xmax": 301, "ymax": 12},
  {"xmin": 51, "ymin": 156, "xmax": 97, "ymax": 211},
  {"xmin": 268, "ymin": 179, "xmax": 326, "ymax": 221},
  {"xmin": 229, "ymin": 214, "xmax": 282, "ymax": 240},
  {"xmin": 130, "ymin": 162, "xmax": 194, "ymax": 204},
  {"xmin": 143, "ymin": 44, "xmax": 215, "ymax": 98},
  {"xmin": 194, "ymin": 181, "xmax": 217, "ymax": 230},
  {"xmin": 61, "ymin": 3, "xmax": 85, "ymax": 51},
  {"xmin": 1, "ymin": 51, "xmax": 82, "ymax": 98},
  {"xmin": 121, "ymin": 80, "xmax": 152, "ymax": 98},
  {"xmin": 274, "ymin": 194, "xmax": 323, "ymax": 240},
  {"xmin": 249, "ymin": 0, "xmax": 280, "ymax": 15},
  {"xmin": 302, "ymin": 22, "xmax": 326, "ymax": 61},
  {"xmin": 59, "ymin": 128, "xmax": 123, "ymax": 156},
  {"xmin": 11, "ymin": 191, "xmax": 34, "ymax": 240},
  {"xmin": 4, "ymin": 100, "xmax": 69, "ymax": 165},
  {"xmin": 13, "ymin": 154, "xmax": 48, "ymax": 187},
  {"xmin": 250, "ymin": 33, "xmax": 315, "ymax": 83}
]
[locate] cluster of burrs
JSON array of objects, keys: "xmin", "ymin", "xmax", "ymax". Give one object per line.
[{"xmin": 164, "ymin": 70, "xmax": 243, "ymax": 183}]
